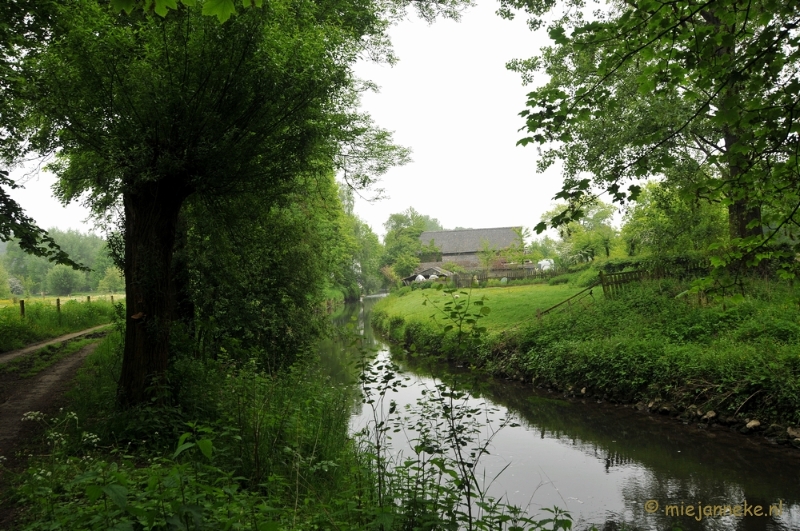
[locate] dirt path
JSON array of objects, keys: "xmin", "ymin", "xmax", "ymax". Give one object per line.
[
  {"xmin": 0, "ymin": 324, "xmax": 110, "ymax": 366},
  {"xmin": 0, "ymin": 343, "xmax": 99, "ymax": 456},
  {"xmin": 0, "ymin": 339, "xmax": 102, "ymax": 529}
]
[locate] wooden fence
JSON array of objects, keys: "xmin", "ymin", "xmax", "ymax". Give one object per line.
[
  {"xmin": 451, "ymin": 268, "xmax": 565, "ymax": 288},
  {"xmin": 537, "ymin": 281, "xmax": 599, "ymax": 319},
  {"xmin": 598, "ymin": 270, "xmax": 648, "ymax": 299},
  {"xmin": 537, "ymin": 261, "xmax": 712, "ymax": 319}
]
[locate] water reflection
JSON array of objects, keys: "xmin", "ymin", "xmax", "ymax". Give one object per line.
[{"xmin": 317, "ymin": 298, "xmax": 800, "ymax": 530}]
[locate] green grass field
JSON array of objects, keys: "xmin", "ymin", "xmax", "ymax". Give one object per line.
[
  {"xmin": 0, "ymin": 299, "xmax": 120, "ymax": 353},
  {"xmin": 376, "ymin": 284, "xmax": 585, "ymax": 332}
]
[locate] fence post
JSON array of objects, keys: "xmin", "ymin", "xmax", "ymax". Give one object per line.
[
  {"xmin": 56, "ymin": 298, "xmax": 60, "ymax": 313},
  {"xmin": 20, "ymin": 299, "xmax": 25, "ymax": 318},
  {"xmin": 599, "ymin": 271, "xmax": 608, "ymax": 298},
  {"xmin": 87, "ymin": 295, "xmax": 91, "ymax": 303},
  {"xmin": 111, "ymin": 295, "xmax": 114, "ymax": 304}
]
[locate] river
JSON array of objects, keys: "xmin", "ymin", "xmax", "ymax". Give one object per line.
[{"xmin": 317, "ymin": 296, "xmax": 800, "ymax": 531}]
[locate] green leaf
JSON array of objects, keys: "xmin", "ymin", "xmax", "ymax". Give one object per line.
[
  {"xmin": 102, "ymin": 484, "xmax": 128, "ymax": 509},
  {"xmin": 202, "ymin": 0, "xmax": 236, "ymax": 22},
  {"xmin": 197, "ymin": 438, "xmax": 213, "ymax": 460},
  {"xmin": 110, "ymin": 0, "xmax": 136, "ymax": 14},
  {"xmin": 173, "ymin": 442, "xmax": 195, "ymax": 459},
  {"xmin": 178, "ymin": 432, "xmax": 192, "ymax": 447},
  {"xmin": 86, "ymin": 484, "xmax": 103, "ymax": 501},
  {"xmin": 154, "ymin": 0, "xmax": 178, "ymax": 16}
]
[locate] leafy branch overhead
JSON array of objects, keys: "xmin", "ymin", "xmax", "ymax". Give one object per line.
[
  {"xmin": 111, "ymin": 0, "xmax": 472, "ymax": 23},
  {"xmin": 0, "ymin": 171, "xmax": 88, "ymax": 271},
  {"xmin": 507, "ymin": 0, "xmax": 800, "ymax": 274}
]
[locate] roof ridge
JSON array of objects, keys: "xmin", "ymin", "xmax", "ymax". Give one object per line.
[{"xmin": 420, "ymin": 226, "xmax": 521, "ymax": 233}]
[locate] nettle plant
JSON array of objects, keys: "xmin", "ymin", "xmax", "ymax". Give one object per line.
[
  {"xmin": 423, "ymin": 284, "xmax": 492, "ymax": 358},
  {"xmin": 355, "ymin": 286, "xmax": 574, "ymax": 530}
]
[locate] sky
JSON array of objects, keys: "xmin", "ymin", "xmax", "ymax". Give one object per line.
[
  {"xmin": 351, "ymin": 0, "xmax": 564, "ymax": 238},
  {"xmin": 5, "ymin": 0, "xmax": 565, "ymax": 240}
]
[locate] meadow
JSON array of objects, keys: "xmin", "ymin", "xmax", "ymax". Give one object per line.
[
  {"xmin": 378, "ymin": 283, "xmax": 584, "ymax": 333},
  {"xmin": 0, "ymin": 299, "xmax": 120, "ymax": 353}
]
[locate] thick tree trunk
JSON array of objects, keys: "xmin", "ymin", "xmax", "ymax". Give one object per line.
[
  {"xmin": 723, "ymin": 131, "xmax": 762, "ymax": 241},
  {"xmin": 728, "ymin": 201, "xmax": 762, "ymax": 240},
  {"xmin": 118, "ymin": 179, "xmax": 187, "ymax": 407}
]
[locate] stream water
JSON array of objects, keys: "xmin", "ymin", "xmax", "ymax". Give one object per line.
[{"xmin": 317, "ymin": 296, "xmax": 800, "ymax": 531}]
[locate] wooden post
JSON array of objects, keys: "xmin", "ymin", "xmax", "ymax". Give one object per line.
[
  {"xmin": 599, "ymin": 271, "xmax": 608, "ymax": 298},
  {"xmin": 537, "ymin": 308, "xmax": 541, "ymax": 320},
  {"xmin": 20, "ymin": 299, "xmax": 25, "ymax": 318},
  {"xmin": 111, "ymin": 295, "xmax": 114, "ymax": 304},
  {"xmin": 87, "ymin": 295, "xmax": 91, "ymax": 303},
  {"xmin": 56, "ymin": 298, "xmax": 60, "ymax": 313}
]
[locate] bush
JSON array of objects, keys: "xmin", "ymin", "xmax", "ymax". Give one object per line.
[
  {"xmin": 548, "ymin": 275, "xmax": 571, "ymax": 285},
  {"xmin": 574, "ymin": 268, "xmax": 600, "ymax": 287},
  {"xmin": 46, "ymin": 265, "xmax": 84, "ymax": 296}
]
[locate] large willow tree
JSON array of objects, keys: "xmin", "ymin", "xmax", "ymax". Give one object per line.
[{"xmin": 12, "ymin": 0, "xmax": 404, "ymax": 406}]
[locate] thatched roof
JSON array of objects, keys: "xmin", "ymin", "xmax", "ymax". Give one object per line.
[{"xmin": 419, "ymin": 227, "xmax": 521, "ymax": 255}]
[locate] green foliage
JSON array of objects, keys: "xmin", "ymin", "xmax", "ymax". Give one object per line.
[
  {"xmin": 382, "ymin": 207, "xmax": 442, "ymax": 279},
  {"xmin": 540, "ymin": 201, "xmax": 620, "ymax": 265},
  {"xmin": 477, "ymin": 239, "xmax": 497, "ymax": 271},
  {"xmin": 46, "ymin": 264, "xmax": 84, "ymax": 295},
  {"xmin": 4, "ymin": 229, "xmax": 106, "ymax": 294},
  {"xmin": 0, "ymin": 171, "xmax": 88, "ymax": 270},
  {"xmin": 391, "ymin": 253, "xmax": 420, "ymax": 278},
  {"xmin": 181, "ymin": 176, "xmax": 349, "ymax": 369},
  {"xmin": 97, "ymin": 266, "xmax": 124, "ymax": 293},
  {"xmin": 109, "ymin": 0, "xmax": 471, "ymax": 23},
  {"xmin": 621, "ymin": 182, "xmax": 728, "ymax": 257},
  {"xmin": 0, "ymin": 300, "xmax": 117, "ymax": 353},
  {"xmin": 508, "ymin": 0, "xmax": 800, "ymax": 276},
  {"xmin": 0, "ymin": 260, "xmax": 10, "ymax": 299}
]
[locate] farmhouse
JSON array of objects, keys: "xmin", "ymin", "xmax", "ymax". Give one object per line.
[{"xmin": 418, "ymin": 227, "xmax": 521, "ymax": 268}]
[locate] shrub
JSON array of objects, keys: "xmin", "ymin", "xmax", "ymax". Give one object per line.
[{"xmin": 46, "ymin": 265, "xmax": 84, "ymax": 296}]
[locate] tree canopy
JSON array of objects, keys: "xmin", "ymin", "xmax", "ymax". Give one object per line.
[
  {"xmin": 4, "ymin": 0, "xmax": 412, "ymax": 405},
  {"xmin": 506, "ymin": 0, "xmax": 800, "ymax": 275}
]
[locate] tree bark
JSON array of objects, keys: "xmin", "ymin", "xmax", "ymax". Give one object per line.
[{"xmin": 118, "ymin": 179, "xmax": 188, "ymax": 407}]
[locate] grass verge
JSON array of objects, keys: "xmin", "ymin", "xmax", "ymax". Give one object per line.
[{"xmin": 0, "ymin": 336, "xmax": 103, "ymax": 378}]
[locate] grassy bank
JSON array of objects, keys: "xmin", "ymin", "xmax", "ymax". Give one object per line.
[
  {"xmin": 381, "ymin": 283, "xmax": 585, "ymax": 333},
  {"xmin": 372, "ymin": 279, "xmax": 800, "ymax": 438},
  {"xmin": 0, "ymin": 299, "xmax": 119, "ymax": 353},
  {"xmin": 8, "ymin": 331, "xmax": 576, "ymax": 530}
]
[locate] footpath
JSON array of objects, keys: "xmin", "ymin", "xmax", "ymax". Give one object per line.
[{"xmin": 0, "ymin": 326, "xmax": 110, "ymax": 528}]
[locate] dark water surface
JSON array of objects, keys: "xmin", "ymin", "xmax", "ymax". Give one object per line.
[{"xmin": 317, "ymin": 297, "xmax": 800, "ymax": 531}]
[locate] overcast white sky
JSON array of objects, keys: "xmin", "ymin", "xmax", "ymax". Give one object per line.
[
  {"xmin": 352, "ymin": 0, "xmax": 563, "ymax": 237},
  {"xmin": 6, "ymin": 0, "xmax": 565, "ymax": 240}
]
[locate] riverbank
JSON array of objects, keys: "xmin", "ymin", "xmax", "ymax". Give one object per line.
[{"xmin": 372, "ymin": 279, "xmax": 800, "ymax": 447}]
